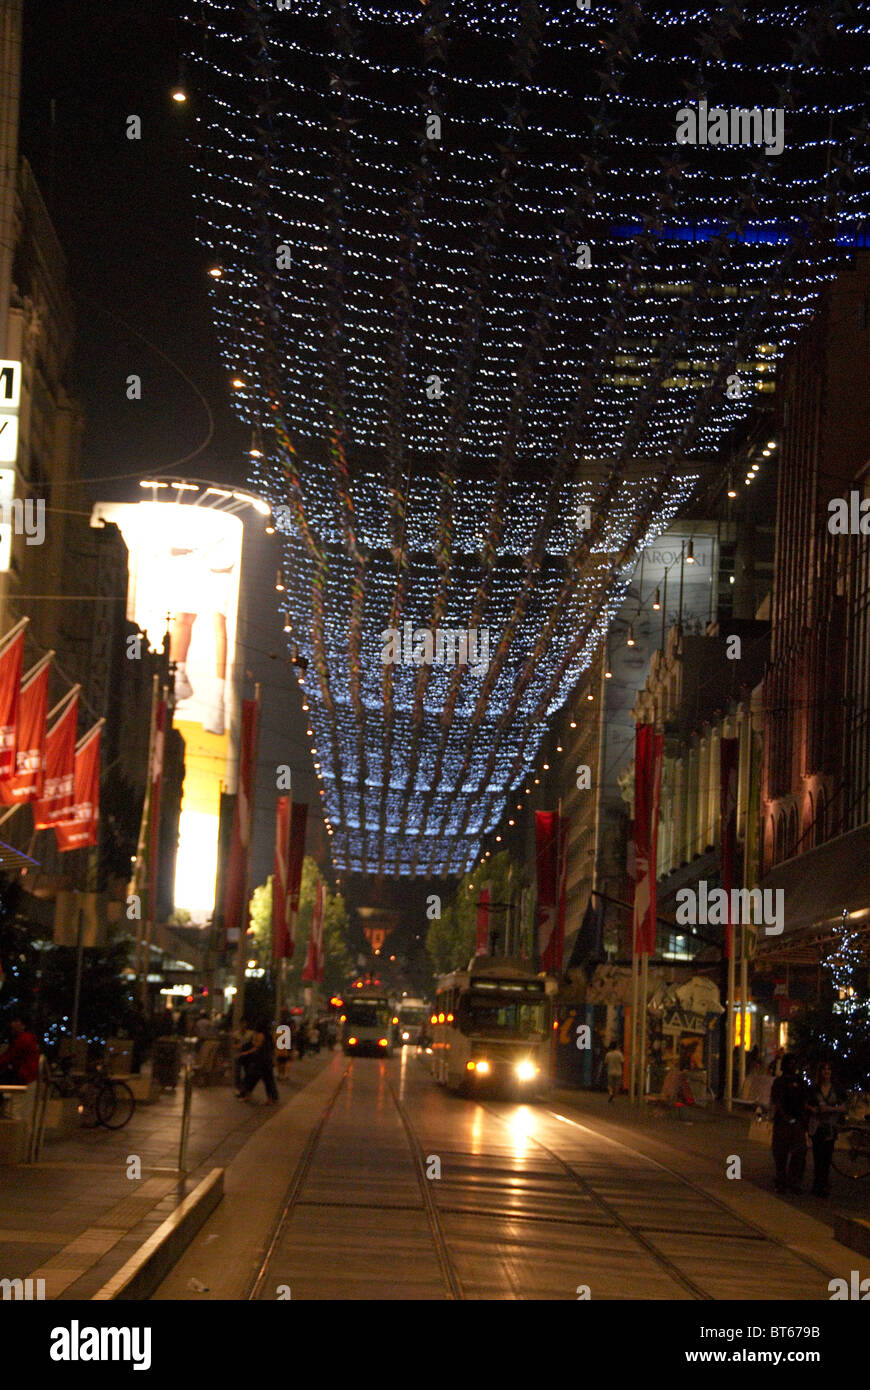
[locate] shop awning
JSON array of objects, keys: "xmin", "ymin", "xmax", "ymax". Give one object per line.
[
  {"xmin": 757, "ymin": 824, "xmax": 870, "ymax": 954},
  {"xmin": 0, "ymin": 839, "xmax": 39, "ymax": 872}
]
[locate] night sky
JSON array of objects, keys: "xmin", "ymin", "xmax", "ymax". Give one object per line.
[{"xmin": 17, "ymin": 1, "xmax": 329, "ymax": 905}]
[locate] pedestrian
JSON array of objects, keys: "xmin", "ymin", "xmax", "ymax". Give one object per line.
[
  {"xmin": 237, "ymin": 1020, "xmax": 278, "ymax": 1104},
  {"xmin": 770, "ymin": 1054, "xmax": 810, "ymax": 1194},
  {"xmin": 234, "ymin": 1019, "xmax": 254, "ymax": 1092},
  {"xmin": 807, "ymin": 1059, "xmax": 847, "ymax": 1198},
  {"xmin": 604, "ymin": 1040, "xmax": 625, "ymax": 1102},
  {"xmin": 297, "ymin": 1019, "xmax": 307, "ymax": 1061},
  {"xmin": 0, "ymin": 1015, "xmax": 40, "ymax": 1088}
]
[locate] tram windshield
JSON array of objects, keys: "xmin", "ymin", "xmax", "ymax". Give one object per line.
[
  {"xmin": 399, "ymin": 1006, "xmax": 428, "ymax": 1024},
  {"xmin": 345, "ymin": 1002, "xmax": 391, "ymax": 1028},
  {"xmin": 460, "ymin": 995, "xmax": 547, "ymax": 1038}
]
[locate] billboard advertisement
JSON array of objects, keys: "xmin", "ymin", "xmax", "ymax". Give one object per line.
[{"xmin": 92, "ymin": 501, "xmax": 244, "ymax": 921}]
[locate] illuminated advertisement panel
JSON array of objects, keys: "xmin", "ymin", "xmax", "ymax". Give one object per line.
[{"xmin": 92, "ymin": 501, "xmax": 243, "ymax": 921}]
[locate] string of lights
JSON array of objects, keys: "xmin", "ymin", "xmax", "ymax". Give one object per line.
[{"xmin": 185, "ymin": 0, "xmax": 870, "ymax": 877}]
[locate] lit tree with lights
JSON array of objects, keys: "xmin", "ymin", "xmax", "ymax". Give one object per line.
[{"xmin": 792, "ymin": 910, "xmax": 870, "ymax": 1091}]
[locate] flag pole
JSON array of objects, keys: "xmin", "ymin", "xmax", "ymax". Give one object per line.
[
  {"xmin": 232, "ymin": 682, "xmax": 261, "ymax": 1030},
  {"xmin": 131, "ymin": 674, "xmax": 158, "ymax": 1000},
  {"xmin": 138, "ymin": 678, "xmax": 165, "ymax": 1006}
]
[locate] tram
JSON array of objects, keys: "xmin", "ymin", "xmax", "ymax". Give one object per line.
[
  {"xmin": 341, "ymin": 987, "xmax": 395, "ymax": 1057},
  {"xmin": 395, "ymin": 998, "xmax": 430, "ymax": 1045},
  {"xmin": 430, "ymin": 957, "xmax": 557, "ymax": 1097}
]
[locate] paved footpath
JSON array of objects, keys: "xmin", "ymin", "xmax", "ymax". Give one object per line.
[
  {"xmin": 0, "ymin": 1051, "xmax": 333, "ymax": 1300},
  {"xmin": 550, "ymin": 1086, "xmax": 869, "ymax": 1230}
]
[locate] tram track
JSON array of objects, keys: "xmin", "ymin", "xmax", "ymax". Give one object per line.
[
  {"xmin": 246, "ymin": 1061, "xmax": 352, "ymax": 1301},
  {"xmin": 478, "ymin": 1100, "xmax": 712, "ymax": 1299},
  {"xmin": 541, "ymin": 1106, "xmax": 840, "ymax": 1287},
  {"xmin": 472, "ymin": 1099, "xmax": 836, "ymax": 1300},
  {"xmin": 247, "ymin": 1059, "xmax": 465, "ymax": 1301}
]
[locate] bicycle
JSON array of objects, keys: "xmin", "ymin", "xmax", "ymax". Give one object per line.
[
  {"xmin": 47, "ymin": 1058, "xmax": 136, "ymax": 1131},
  {"xmin": 831, "ymin": 1119, "xmax": 870, "ymax": 1180}
]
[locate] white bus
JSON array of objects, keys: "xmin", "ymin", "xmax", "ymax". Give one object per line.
[
  {"xmin": 395, "ymin": 998, "xmax": 430, "ymax": 1046},
  {"xmin": 430, "ymin": 957, "xmax": 557, "ymax": 1097},
  {"xmin": 340, "ymin": 989, "xmax": 394, "ymax": 1057}
]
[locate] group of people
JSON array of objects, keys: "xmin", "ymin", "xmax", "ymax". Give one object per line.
[{"xmin": 771, "ymin": 1056, "xmax": 846, "ymax": 1197}]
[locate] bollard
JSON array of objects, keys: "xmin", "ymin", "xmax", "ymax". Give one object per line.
[{"xmin": 178, "ymin": 1064, "xmax": 193, "ymax": 1175}]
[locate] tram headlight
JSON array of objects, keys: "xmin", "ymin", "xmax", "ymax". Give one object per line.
[
  {"xmin": 401, "ymin": 1031, "xmax": 410, "ymax": 1041},
  {"xmin": 378, "ymin": 1038, "xmax": 389, "ymax": 1047},
  {"xmin": 347, "ymin": 1037, "xmax": 358, "ymax": 1046},
  {"xmin": 474, "ymin": 1060, "xmax": 490, "ymax": 1075},
  {"xmin": 516, "ymin": 1061, "xmax": 538, "ymax": 1082}
]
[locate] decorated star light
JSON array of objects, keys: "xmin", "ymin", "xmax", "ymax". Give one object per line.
[{"xmin": 184, "ymin": 0, "xmax": 870, "ymax": 877}]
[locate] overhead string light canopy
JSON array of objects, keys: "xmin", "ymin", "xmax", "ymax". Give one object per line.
[{"xmin": 184, "ymin": 0, "xmax": 870, "ymax": 879}]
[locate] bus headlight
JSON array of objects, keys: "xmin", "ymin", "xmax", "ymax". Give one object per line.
[
  {"xmin": 474, "ymin": 1060, "xmax": 490, "ymax": 1075},
  {"xmin": 516, "ymin": 1061, "xmax": 538, "ymax": 1082}
]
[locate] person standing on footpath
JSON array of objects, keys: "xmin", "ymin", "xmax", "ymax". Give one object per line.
[
  {"xmin": 770, "ymin": 1054, "xmax": 810, "ymax": 1194},
  {"xmin": 806, "ymin": 1059, "xmax": 847, "ymax": 1197}
]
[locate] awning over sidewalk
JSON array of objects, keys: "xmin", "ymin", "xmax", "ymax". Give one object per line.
[
  {"xmin": 758, "ymin": 824, "xmax": 870, "ymax": 952},
  {"xmin": 0, "ymin": 839, "xmax": 39, "ymax": 872}
]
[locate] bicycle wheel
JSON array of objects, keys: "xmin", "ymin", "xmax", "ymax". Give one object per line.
[
  {"xmin": 77, "ymin": 1080, "xmax": 101, "ymax": 1128},
  {"xmin": 99, "ymin": 1079, "xmax": 135, "ymax": 1130},
  {"xmin": 831, "ymin": 1133, "xmax": 870, "ymax": 1180}
]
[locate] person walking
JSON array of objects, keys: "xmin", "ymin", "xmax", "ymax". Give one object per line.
[
  {"xmin": 237, "ymin": 1020, "xmax": 279, "ymax": 1104},
  {"xmin": 807, "ymin": 1059, "xmax": 846, "ymax": 1197},
  {"xmin": 234, "ymin": 1020, "xmax": 254, "ymax": 1093},
  {"xmin": 605, "ymin": 1040, "xmax": 625, "ymax": 1102},
  {"xmin": 770, "ymin": 1054, "xmax": 810, "ymax": 1194}
]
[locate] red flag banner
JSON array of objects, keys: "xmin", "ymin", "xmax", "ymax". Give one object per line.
[
  {"xmin": 285, "ymin": 801, "xmax": 308, "ymax": 959},
  {"xmin": 54, "ymin": 723, "xmax": 102, "ymax": 852},
  {"xmin": 302, "ymin": 880, "xmax": 326, "ymax": 983},
  {"xmin": 0, "ymin": 658, "xmax": 50, "ymax": 804},
  {"xmin": 536, "ymin": 810, "xmax": 566, "ymax": 973},
  {"xmin": 0, "ymin": 625, "xmax": 25, "ymax": 781},
  {"xmin": 273, "ymin": 795, "xmax": 291, "ymax": 961},
  {"xmin": 223, "ymin": 697, "xmax": 259, "ymax": 945},
  {"xmin": 475, "ymin": 884, "xmax": 490, "ymax": 956},
  {"xmin": 633, "ymin": 725, "xmax": 662, "ymax": 957},
  {"xmin": 720, "ymin": 737, "xmax": 739, "ymax": 959},
  {"xmin": 33, "ymin": 694, "xmax": 78, "ymax": 829}
]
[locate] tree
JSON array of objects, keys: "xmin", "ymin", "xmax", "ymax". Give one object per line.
[
  {"xmin": 426, "ymin": 851, "xmax": 515, "ymax": 976},
  {"xmin": 791, "ymin": 914, "xmax": 870, "ymax": 1090},
  {"xmin": 245, "ymin": 859, "xmax": 352, "ymax": 1003}
]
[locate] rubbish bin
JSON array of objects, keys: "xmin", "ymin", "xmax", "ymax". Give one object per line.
[{"xmin": 153, "ymin": 1038, "xmax": 181, "ymax": 1089}]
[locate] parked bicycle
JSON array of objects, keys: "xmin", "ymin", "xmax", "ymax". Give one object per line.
[
  {"xmin": 832, "ymin": 1118, "xmax": 870, "ymax": 1180},
  {"xmin": 47, "ymin": 1057, "xmax": 135, "ymax": 1130}
]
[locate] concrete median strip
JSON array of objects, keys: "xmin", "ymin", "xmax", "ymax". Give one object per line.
[{"xmin": 91, "ymin": 1168, "xmax": 224, "ymax": 1301}]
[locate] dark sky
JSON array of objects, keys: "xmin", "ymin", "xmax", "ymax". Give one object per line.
[{"xmin": 17, "ymin": 0, "xmax": 326, "ymax": 896}]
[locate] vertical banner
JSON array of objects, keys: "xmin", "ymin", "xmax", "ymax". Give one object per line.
[
  {"xmin": 54, "ymin": 723, "xmax": 102, "ymax": 851},
  {"xmin": 33, "ymin": 693, "xmax": 78, "ymax": 829},
  {"xmin": 536, "ymin": 810, "xmax": 565, "ymax": 972},
  {"xmin": 0, "ymin": 622, "xmax": 25, "ymax": 780},
  {"xmin": 720, "ymin": 738, "xmax": 739, "ymax": 959},
  {"xmin": 302, "ymin": 880, "xmax": 326, "ymax": 982},
  {"xmin": 632, "ymin": 725, "xmax": 660, "ymax": 956},
  {"xmin": 272, "ymin": 795, "xmax": 291, "ymax": 961},
  {"xmin": 223, "ymin": 697, "xmax": 259, "ymax": 945},
  {"xmin": 475, "ymin": 884, "xmax": 491, "ymax": 956},
  {"xmin": 285, "ymin": 801, "xmax": 308, "ymax": 959},
  {"xmin": 0, "ymin": 656, "xmax": 50, "ymax": 804}
]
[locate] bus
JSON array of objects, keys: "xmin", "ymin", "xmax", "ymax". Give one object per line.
[
  {"xmin": 430, "ymin": 957, "xmax": 557, "ymax": 1097},
  {"xmin": 395, "ymin": 998, "xmax": 430, "ymax": 1046},
  {"xmin": 340, "ymin": 988, "xmax": 395, "ymax": 1057}
]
